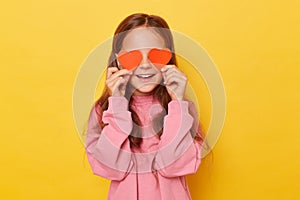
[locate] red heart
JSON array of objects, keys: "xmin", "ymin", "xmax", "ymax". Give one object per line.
[
  {"xmin": 117, "ymin": 50, "xmax": 143, "ymax": 70},
  {"xmin": 148, "ymin": 48, "xmax": 172, "ymax": 68}
]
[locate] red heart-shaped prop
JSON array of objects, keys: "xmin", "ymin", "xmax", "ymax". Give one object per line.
[
  {"xmin": 148, "ymin": 48, "xmax": 172, "ymax": 68},
  {"xmin": 117, "ymin": 50, "xmax": 143, "ymax": 70}
]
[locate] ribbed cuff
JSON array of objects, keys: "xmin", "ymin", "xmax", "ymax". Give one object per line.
[{"xmin": 168, "ymin": 100, "xmax": 189, "ymax": 115}]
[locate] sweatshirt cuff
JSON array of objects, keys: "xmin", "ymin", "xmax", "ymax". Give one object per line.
[
  {"xmin": 168, "ymin": 100, "xmax": 189, "ymax": 115},
  {"xmin": 107, "ymin": 96, "xmax": 129, "ymax": 113}
]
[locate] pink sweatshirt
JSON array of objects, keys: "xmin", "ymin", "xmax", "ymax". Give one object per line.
[{"xmin": 85, "ymin": 95, "xmax": 202, "ymax": 200}]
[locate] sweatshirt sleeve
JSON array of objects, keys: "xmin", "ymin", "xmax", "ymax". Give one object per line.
[
  {"xmin": 85, "ymin": 96, "xmax": 134, "ymax": 181},
  {"xmin": 152, "ymin": 100, "xmax": 203, "ymax": 178}
]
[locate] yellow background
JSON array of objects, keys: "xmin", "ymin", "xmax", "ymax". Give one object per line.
[{"xmin": 1, "ymin": 0, "xmax": 299, "ymax": 199}]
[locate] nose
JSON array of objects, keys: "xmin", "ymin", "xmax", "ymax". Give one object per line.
[{"xmin": 138, "ymin": 51, "xmax": 153, "ymax": 69}]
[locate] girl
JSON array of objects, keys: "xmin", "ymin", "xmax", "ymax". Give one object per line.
[{"xmin": 85, "ymin": 13, "xmax": 205, "ymax": 200}]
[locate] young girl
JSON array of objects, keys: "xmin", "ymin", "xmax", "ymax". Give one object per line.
[{"xmin": 85, "ymin": 13, "xmax": 205, "ymax": 200}]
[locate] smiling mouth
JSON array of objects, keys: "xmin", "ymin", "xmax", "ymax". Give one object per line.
[{"xmin": 136, "ymin": 74, "xmax": 155, "ymax": 79}]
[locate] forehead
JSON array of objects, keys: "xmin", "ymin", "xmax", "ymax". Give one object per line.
[{"xmin": 121, "ymin": 27, "xmax": 165, "ymax": 51}]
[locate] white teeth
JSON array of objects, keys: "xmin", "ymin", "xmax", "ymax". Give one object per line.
[{"xmin": 137, "ymin": 74, "xmax": 154, "ymax": 78}]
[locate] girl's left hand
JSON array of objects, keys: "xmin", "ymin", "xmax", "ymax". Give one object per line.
[{"xmin": 161, "ymin": 65, "xmax": 187, "ymax": 101}]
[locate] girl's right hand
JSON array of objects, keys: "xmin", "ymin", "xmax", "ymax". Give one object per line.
[{"xmin": 106, "ymin": 67, "xmax": 132, "ymax": 96}]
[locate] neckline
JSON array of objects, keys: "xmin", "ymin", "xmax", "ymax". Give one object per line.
[{"xmin": 131, "ymin": 94, "xmax": 154, "ymax": 105}]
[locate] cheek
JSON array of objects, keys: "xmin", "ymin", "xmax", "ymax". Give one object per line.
[
  {"xmin": 128, "ymin": 75, "xmax": 136, "ymax": 85},
  {"xmin": 156, "ymin": 73, "xmax": 163, "ymax": 83}
]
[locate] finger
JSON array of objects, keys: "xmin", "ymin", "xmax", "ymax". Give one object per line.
[
  {"xmin": 116, "ymin": 76, "xmax": 129, "ymax": 95},
  {"xmin": 107, "ymin": 75, "xmax": 121, "ymax": 88},
  {"xmin": 106, "ymin": 75, "xmax": 119, "ymax": 87},
  {"xmin": 165, "ymin": 67, "xmax": 182, "ymax": 77},
  {"xmin": 106, "ymin": 69, "xmax": 132, "ymax": 86},
  {"xmin": 111, "ymin": 77, "xmax": 124, "ymax": 95},
  {"xmin": 119, "ymin": 77, "xmax": 128, "ymax": 92},
  {"xmin": 161, "ymin": 65, "xmax": 173, "ymax": 81},
  {"xmin": 164, "ymin": 70, "xmax": 187, "ymax": 82},
  {"xmin": 108, "ymin": 68, "xmax": 132, "ymax": 81},
  {"xmin": 106, "ymin": 67, "xmax": 119, "ymax": 79},
  {"xmin": 161, "ymin": 64, "xmax": 176, "ymax": 73},
  {"xmin": 122, "ymin": 73, "xmax": 131, "ymax": 83},
  {"xmin": 110, "ymin": 75, "xmax": 130, "ymax": 92},
  {"xmin": 164, "ymin": 73, "xmax": 187, "ymax": 86},
  {"xmin": 161, "ymin": 65, "xmax": 183, "ymax": 83}
]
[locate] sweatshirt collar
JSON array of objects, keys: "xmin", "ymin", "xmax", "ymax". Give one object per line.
[{"xmin": 131, "ymin": 94, "xmax": 154, "ymax": 105}]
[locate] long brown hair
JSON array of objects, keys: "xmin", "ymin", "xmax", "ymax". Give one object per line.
[{"xmin": 91, "ymin": 13, "xmax": 206, "ymax": 149}]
